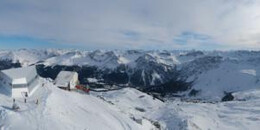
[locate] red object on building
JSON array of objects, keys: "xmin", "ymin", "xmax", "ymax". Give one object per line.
[
  {"xmin": 76, "ymin": 85, "xmax": 83, "ymax": 90},
  {"xmin": 76, "ymin": 85, "xmax": 90, "ymax": 93}
]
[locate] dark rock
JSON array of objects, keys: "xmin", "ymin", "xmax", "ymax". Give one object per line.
[
  {"xmin": 135, "ymin": 107, "xmax": 146, "ymax": 112},
  {"xmin": 144, "ymin": 77, "xmax": 193, "ymax": 94},
  {"xmin": 0, "ymin": 60, "xmax": 21, "ymax": 70},
  {"xmin": 221, "ymin": 92, "xmax": 234, "ymax": 102},
  {"xmin": 189, "ymin": 89, "xmax": 201, "ymax": 96}
]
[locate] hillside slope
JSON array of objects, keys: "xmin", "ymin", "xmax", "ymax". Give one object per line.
[
  {"xmin": 0, "ymin": 79, "xmax": 155, "ymax": 130},
  {"xmin": 94, "ymin": 87, "xmax": 260, "ymax": 130}
]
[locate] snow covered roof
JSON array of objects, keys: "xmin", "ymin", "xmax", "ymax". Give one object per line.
[
  {"xmin": 1, "ymin": 66, "xmax": 37, "ymax": 84},
  {"xmin": 55, "ymin": 71, "xmax": 77, "ymax": 87}
]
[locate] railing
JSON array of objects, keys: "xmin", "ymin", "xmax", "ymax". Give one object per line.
[{"xmin": 12, "ymin": 84, "xmax": 27, "ymax": 88}]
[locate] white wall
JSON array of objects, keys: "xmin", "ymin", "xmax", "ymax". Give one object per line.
[
  {"xmin": 12, "ymin": 78, "xmax": 27, "ymax": 85},
  {"xmin": 70, "ymin": 73, "xmax": 78, "ymax": 89},
  {"xmin": 12, "ymin": 87, "xmax": 29, "ymax": 98},
  {"xmin": 0, "ymin": 67, "xmax": 39, "ymax": 98},
  {"xmin": 0, "ymin": 73, "xmax": 38, "ymax": 98}
]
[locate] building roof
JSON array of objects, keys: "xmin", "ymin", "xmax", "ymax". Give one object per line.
[
  {"xmin": 55, "ymin": 71, "xmax": 77, "ymax": 87},
  {"xmin": 1, "ymin": 66, "xmax": 37, "ymax": 84}
]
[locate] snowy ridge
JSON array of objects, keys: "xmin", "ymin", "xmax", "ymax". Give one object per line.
[
  {"xmin": 0, "ymin": 79, "xmax": 156, "ymax": 130},
  {"xmin": 94, "ymin": 87, "xmax": 260, "ymax": 130},
  {"xmin": 1, "ymin": 78, "xmax": 260, "ymax": 130}
]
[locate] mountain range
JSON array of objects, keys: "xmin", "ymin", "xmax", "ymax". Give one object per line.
[{"xmin": 1, "ymin": 49, "xmax": 260, "ymax": 101}]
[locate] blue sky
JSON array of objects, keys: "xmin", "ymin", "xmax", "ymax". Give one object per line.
[
  {"xmin": 0, "ymin": 36, "xmax": 83, "ymax": 50},
  {"xmin": 0, "ymin": 36, "xmax": 54, "ymax": 49},
  {"xmin": 0, "ymin": 0, "xmax": 260, "ymax": 50}
]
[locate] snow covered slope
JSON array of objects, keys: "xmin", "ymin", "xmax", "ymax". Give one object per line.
[
  {"xmin": 94, "ymin": 87, "xmax": 260, "ymax": 130},
  {"xmin": 0, "ymin": 79, "xmax": 155, "ymax": 130},
  {"xmin": 0, "ymin": 49, "xmax": 60, "ymax": 66},
  {"xmin": 93, "ymin": 88, "xmax": 164, "ymax": 118},
  {"xmin": 1, "ymin": 77, "xmax": 260, "ymax": 130}
]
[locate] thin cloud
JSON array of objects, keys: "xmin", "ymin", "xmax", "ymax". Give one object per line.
[{"xmin": 0, "ymin": 0, "xmax": 260, "ymax": 50}]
